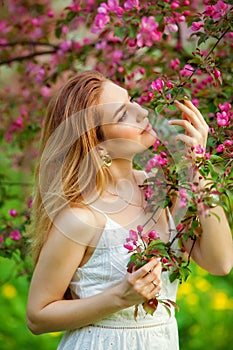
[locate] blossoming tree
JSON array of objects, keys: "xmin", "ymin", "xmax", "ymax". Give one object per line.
[{"xmin": 0, "ymin": 0, "xmax": 232, "ymax": 280}]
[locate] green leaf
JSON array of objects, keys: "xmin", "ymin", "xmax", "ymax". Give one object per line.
[
  {"xmin": 55, "ymin": 26, "xmax": 62, "ymax": 39},
  {"xmin": 114, "ymin": 26, "xmax": 125, "ymax": 39}
]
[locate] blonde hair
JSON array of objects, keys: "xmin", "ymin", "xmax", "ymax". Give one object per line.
[{"xmin": 30, "ymin": 70, "xmax": 108, "ymax": 263}]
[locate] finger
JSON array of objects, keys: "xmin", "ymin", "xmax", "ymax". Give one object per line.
[
  {"xmin": 168, "ymin": 119, "xmax": 201, "ymax": 138},
  {"xmin": 183, "ymin": 99, "xmax": 207, "ymax": 127},
  {"xmin": 131, "ymin": 258, "xmax": 160, "ymax": 281},
  {"xmin": 174, "ymin": 100, "xmax": 201, "ymax": 129},
  {"xmin": 175, "ymin": 134, "xmax": 197, "ymax": 147}
]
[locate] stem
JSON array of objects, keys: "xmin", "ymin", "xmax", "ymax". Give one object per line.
[{"xmin": 186, "ymin": 236, "xmax": 197, "ymax": 267}]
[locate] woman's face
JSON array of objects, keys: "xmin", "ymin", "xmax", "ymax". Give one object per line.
[{"xmin": 99, "ymin": 80, "xmax": 156, "ymax": 158}]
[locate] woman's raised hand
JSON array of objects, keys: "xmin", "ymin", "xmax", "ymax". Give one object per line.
[
  {"xmin": 169, "ymin": 99, "xmax": 209, "ymax": 157},
  {"xmin": 116, "ymin": 258, "xmax": 162, "ymax": 308}
]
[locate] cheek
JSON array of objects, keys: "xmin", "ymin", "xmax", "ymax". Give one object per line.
[{"xmin": 103, "ymin": 125, "xmax": 141, "ymax": 140}]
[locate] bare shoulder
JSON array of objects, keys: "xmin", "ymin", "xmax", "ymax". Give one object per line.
[{"xmin": 52, "ymin": 204, "xmax": 100, "ymax": 246}]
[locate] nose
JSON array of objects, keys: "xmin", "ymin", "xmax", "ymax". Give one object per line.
[{"xmin": 135, "ymin": 104, "xmax": 149, "ymax": 123}]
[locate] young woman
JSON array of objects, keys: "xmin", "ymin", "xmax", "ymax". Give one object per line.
[{"xmin": 26, "ymin": 70, "xmax": 232, "ymax": 350}]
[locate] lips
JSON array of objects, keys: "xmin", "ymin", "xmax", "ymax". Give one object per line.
[{"xmin": 142, "ymin": 123, "xmax": 152, "ymax": 133}]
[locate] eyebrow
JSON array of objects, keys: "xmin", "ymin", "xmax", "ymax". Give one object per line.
[{"xmin": 112, "ymin": 103, "xmax": 127, "ymax": 120}]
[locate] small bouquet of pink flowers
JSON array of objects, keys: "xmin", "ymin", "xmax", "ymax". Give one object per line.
[{"xmin": 124, "ymin": 223, "xmax": 189, "ymax": 317}]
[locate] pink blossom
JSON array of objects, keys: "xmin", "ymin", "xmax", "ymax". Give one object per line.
[
  {"xmin": 216, "ymin": 111, "xmax": 230, "ymax": 126},
  {"xmin": 177, "ymin": 223, "xmax": 183, "ymax": 231},
  {"xmin": 195, "ymin": 144, "xmax": 205, "ymax": 155},
  {"xmin": 205, "ymin": 153, "xmax": 211, "ymax": 159},
  {"xmin": 112, "ymin": 50, "xmax": 123, "ymax": 63},
  {"xmin": 41, "ymin": 86, "xmax": 51, "ymax": 97},
  {"xmin": 97, "ymin": 3, "xmax": 109, "ymax": 14},
  {"xmin": 151, "ymin": 78, "xmax": 164, "ymax": 91},
  {"xmin": 145, "ymin": 187, "xmax": 153, "ymax": 199},
  {"xmin": 9, "ymin": 230, "xmax": 21, "ymax": 241},
  {"xmin": 9, "ymin": 209, "xmax": 18, "ymax": 217},
  {"xmin": 91, "ymin": 13, "xmax": 110, "ymax": 33},
  {"xmin": 137, "ymin": 225, "xmax": 143, "ymax": 232},
  {"xmin": 128, "ymin": 229, "xmax": 138, "ymax": 241},
  {"xmin": 164, "ymin": 22, "xmax": 178, "ymax": 35},
  {"xmin": 192, "ymin": 98, "xmax": 199, "ymax": 107},
  {"xmin": 191, "ymin": 21, "xmax": 203, "ymax": 31},
  {"xmin": 180, "ymin": 64, "xmax": 194, "ymax": 77},
  {"xmin": 0, "ymin": 236, "xmax": 3, "ymax": 244},
  {"xmin": 216, "ymin": 144, "xmax": 224, "ymax": 153},
  {"xmin": 224, "ymin": 140, "xmax": 232, "ymax": 147},
  {"xmin": 124, "ymin": 0, "xmax": 140, "ymax": 10},
  {"xmin": 136, "ymin": 16, "xmax": 162, "ymax": 47},
  {"xmin": 148, "ymin": 230, "xmax": 160, "ymax": 240},
  {"xmin": 47, "ymin": 10, "xmax": 54, "ymax": 18},
  {"xmin": 170, "ymin": 58, "xmax": 180, "ymax": 70},
  {"xmin": 124, "ymin": 242, "xmax": 135, "ymax": 251},
  {"xmin": 28, "ymin": 197, "xmax": 33, "ymax": 208},
  {"xmin": 218, "ymin": 102, "xmax": 231, "ymax": 112},
  {"xmin": 171, "ymin": 1, "xmax": 180, "ymax": 10},
  {"xmin": 67, "ymin": 3, "xmax": 81, "ymax": 12},
  {"xmin": 213, "ymin": 0, "xmax": 229, "ymax": 20},
  {"xmin": 166, "ymin": 81, "xmax": 174, "ymax": 89},
  {"xmin": 214, "ymin": 69, "xmax": 221, "ymax": 79}
]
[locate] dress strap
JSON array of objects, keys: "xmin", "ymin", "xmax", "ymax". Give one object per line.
[{"xmin": 166, "ymin": 207, "xmax": 178, "ymax": 242}]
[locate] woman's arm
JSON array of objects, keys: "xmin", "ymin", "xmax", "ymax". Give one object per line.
[
  {"xmin": 26, "ymin": 207, "xmax": 162, "ymax": 334},
  {"xmin": 169, "ymin": 99, "xmax": 233, "ymax": 275}
]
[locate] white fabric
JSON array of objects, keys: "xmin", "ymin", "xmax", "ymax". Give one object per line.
[{"xmin": 57, "ymin": 209, "xmax": 180, "ymax": 350}]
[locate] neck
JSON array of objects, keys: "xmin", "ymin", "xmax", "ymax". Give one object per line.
[{"xmin": 106, "ymin": 159, "xmax": 136, "ymax": 187}]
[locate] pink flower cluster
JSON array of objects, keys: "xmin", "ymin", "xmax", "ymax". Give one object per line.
[
  {"xmin": 204, "ymin": 0, "xmax": 229, "ymax": 21},
  {"xmin": 151, "ymin": 78, "xmax": 164, "ymax": 92},
  {"xmin": 216, "ymin": 102, "xmax": 232, "ymax": 127},
  {"xmin": 91, "ymin": 0, "xmax": 124, "ymax": 33},
  {"xmin": 145, "ymin": 152, "xmax": 168, "ymax": 172},
  {"xmin": 136, "ymin": 16, "xmax": 162, "ymax": 47},
  {"xmin": 124, "ymin": 226, "xmax": 160, "ymax": 252}
]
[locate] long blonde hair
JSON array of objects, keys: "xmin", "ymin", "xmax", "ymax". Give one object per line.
[{"xmin": 30, "ymin": 70, "xmax": 108, "ymax": 263}]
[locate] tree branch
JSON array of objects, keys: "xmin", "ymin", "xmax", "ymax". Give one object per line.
[
  {"xmin": 0, "ymin": 41, "xmax": 59, "ymax": 49},
  {"xmin": 0, "ymin": 49, "xmax": 58, "ymax": 66}
]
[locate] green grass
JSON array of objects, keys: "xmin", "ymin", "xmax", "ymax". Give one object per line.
[{"xmin": 0, "ymin": 257, "xmax": 232, "ymax": 350}]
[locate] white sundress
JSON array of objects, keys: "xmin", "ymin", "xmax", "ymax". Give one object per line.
[{"xmin": 57, "ymin": 208, "xmax": 180, "ymax": 350}]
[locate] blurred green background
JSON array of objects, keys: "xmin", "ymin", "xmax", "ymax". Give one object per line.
[{"xmin": 0, "ymin": 256, "xmax": 232, "ymax": 350}]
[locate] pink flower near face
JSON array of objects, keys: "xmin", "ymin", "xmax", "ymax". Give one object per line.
[
  {"xmin": 191, "ymin": 21, "xmax": 203, "ymax": 31},
  {"xmin": 151, "ymin": 78, "xmax": 164, "ymax": 91},
  {"xmin": 180, "ymin": 64, "xmax": 194, "ymax": 77}
]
